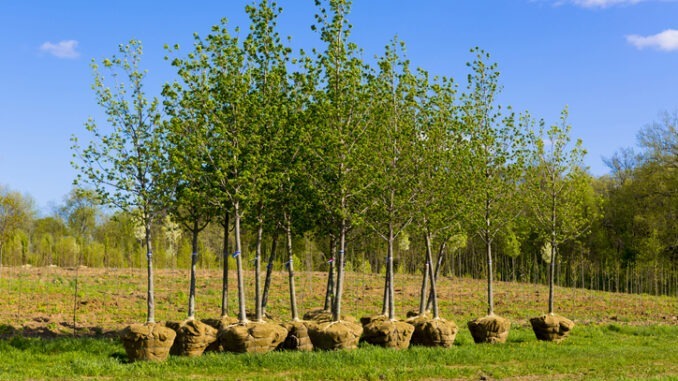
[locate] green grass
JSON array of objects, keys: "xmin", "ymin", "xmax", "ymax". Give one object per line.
[{"xmin": 1, "ymin": 324, "xmax": 677, "ymax": 380}]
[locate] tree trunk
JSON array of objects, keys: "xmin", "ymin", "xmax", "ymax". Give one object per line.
[
  {"xmin": 386, "ymin": 223, "xmax": 395, "ymax": 320},
  {"xmin": 418, "ymin": 259, "xmax": 429, "ymax": 316},
  {"xmin": 261, "ymin": 232, "xmax": 278, "ymax": 315},
  {"xmin": 188, "ymin": 221, "xmax": 199, "ymax": 320},
  {"xmin": 145, "ymin": 221, "xmax": 155, "ymax": 324},
  {"xmin": 220, "ymin": 210, "xmax": 230, "ymax": 318},
  {"xmin": 254, "ymin": 218, "xmax": 264, "ymax": 322},
  {"xmin": 285, "ymin": 214, "xmax": 299, "ymax": 321},
  {"xmin": 425, "ymin": 230, "xmax": 439, "ymax": 319},
  {"xmin": 324, "ymin": 235, "xmax": 336, "ymax": 311},
  {"xmin": 485, "ymin": 206, "xmax": 494, "ymax": 318},
  {"xmin": 426, "ymin": 241, "xmax": 445, "ymax": 312},
  {"xmin": 332, "ymin": 217, "xmax": 347, "ymax": 322},
  {"xmin": 234, "ymin": 201, "xmax": 247, "ymax": 323},
  {"xmin": 380, "ymin": 263, "xmax": 390, "ymax": 316}
]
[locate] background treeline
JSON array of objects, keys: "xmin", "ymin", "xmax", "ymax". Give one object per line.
[{"xmin": 1, "ymin": 1, "xmax": 675, "ymax": 299}]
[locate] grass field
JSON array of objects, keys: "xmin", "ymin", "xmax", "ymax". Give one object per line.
[{"xmin": 0, "ymin": 266, "xmax": 676, "ymax": 380}]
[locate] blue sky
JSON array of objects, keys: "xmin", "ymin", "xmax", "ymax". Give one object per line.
[{"xmin": 1, "ymin": 0, "xmax": 677, "ymax": 213}]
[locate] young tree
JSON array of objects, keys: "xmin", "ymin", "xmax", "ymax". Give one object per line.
[
  {"xmin": 463, "ymin": 49, "xmax": 529, "ymax": 343},
  {"xmin": 163, "ymin": 118, "xmax": 215, "ymax": 322},
  {"xmin": 242, "ymin": 0, "xmax": 293, "ymax": 322},
  {"xmin": 307, "ymin": 0, "xmax": 373, "ymax": 324},
  {"xmin": 72, "ymin": 40, "xmax": 167, "ymax": 325},
  {"xmin": 363, "ymin": 39, "xmax": 419, "ymax": 321},
  {"xmin": 525, "ymin": 108, "xmax": 588, "ymax": 341},
  {"xmin": 72, "ymin": 40, "xmax": 176, "ymax": 360},
  {"xmin": 165, "ymin": 19, "xmax": 253, "ymax": 323},
  {"xmin": 527, "ymin": 107, "xmax": 589, "ymax": 314}
]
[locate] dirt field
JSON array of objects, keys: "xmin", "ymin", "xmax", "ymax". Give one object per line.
[{"xmin": 0, "ymin": 266, "xmax": 675, "ymax": 338}]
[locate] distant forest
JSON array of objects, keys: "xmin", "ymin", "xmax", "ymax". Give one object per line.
[{"xmin": 1, "ymin": 2, "xmax": 675, "ymax": 299}]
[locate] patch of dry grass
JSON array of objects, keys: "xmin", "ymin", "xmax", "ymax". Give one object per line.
[{"xmin": 0, "ymin": 266, "xmax": 675, "ymax": 337}]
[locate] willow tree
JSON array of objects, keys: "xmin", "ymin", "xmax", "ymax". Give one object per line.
[
  {"xmin": 463, "ymin": 48, "xmax": 529, "ymax": 344},
  {"xmin": 526, "ymin": 108, "xmax": 587, "ymax": 341},
  {"xmin": 72, "ymin": 40, "xmax": 176, "ymax": 361}
]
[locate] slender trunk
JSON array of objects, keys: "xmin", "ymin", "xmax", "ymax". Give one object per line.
[
  {"xmin": 426, "ymin": 241, "xmax": 446, "ymax": 311},
  {"xmin": 188, "ymin": 221, "xmax": 199, "ymax": 320},
  {"xmin": 261, "ymin": 232, "xmax": 278, "ymax": 314},
  {"xmin": 220, "ymin": 210, "xmax": 230, "ymax": 318},
  {"xmin": 145, "ymin": 221, "xmax": 155, "ymax": 324},
  {"xmin": 234, "ymin": 201, "xmax": 247, "ymax": 323},
  {"xmin": 485, "ymin": 232, "xmax": 494, "ymax": 316},
  {"xmin": 425, "ymin": 230, "xmax": 439, "ymax": 319},
  {"xmin": 254, "ymin": 219, "xmax": 263, "ymax": 322},
  {"xmin": 418, "ymin": 259, "xmax": 429, "ymax": 316},
  {"xmin": 332, "ymin": 217, "xmax": 347, "ymax": 322},
  {"xmin": 387, "ymin": 223, "xmax": 395, "ymax": 320},
  {"xmin": 380, "ymin": 259, "xmax": 390, "ymax": 316},
  {"xmin": 324, "ymin": 235, "xmax": 336, "ymax": 311},
  {"xmin": 285, "ymin": 214, "xmax": 299, "ymax": 321},
  {"xmin": 548, "ymin": 186, "xmax": 557, "ymax": 315}
]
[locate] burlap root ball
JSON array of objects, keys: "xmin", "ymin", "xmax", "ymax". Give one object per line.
[
  {"xmin": 529, "ymin": 314, "xmax": 574, "ymax": 342},
  {"xmin": 360, "ymin": 315, "xmax": 414, "ymax": 349},
  {"xmin": 165, "ymin": 319, "xmax": 217, "ymax": 357},
  {"xmin": 407, "ymin": 315, "xmax": 458, "ymax": 348},
  {"xmin": 467, "ymin": 315, "xmax": 511, "ymax": 344},
  {"xmin": 303, "ymin": 308, "xmax": 356, "ymax": 324},
  {"xmin": 278, "ymin": 321, "xmax": 314, "ymax": 351},
  {"xmin": 120, "ymin": 322, "xmax": 176, "ymax": 362},
  {"xmin": 307, "ymin": 320, "xmax": 363, "ymax": 350},
  {"xmin": 219, "ymin": 321, "xmax": 288, "ymax": 354},
  {"xmin": 201, "ymin": 316, "xmax": 240, "ymax": 353}
]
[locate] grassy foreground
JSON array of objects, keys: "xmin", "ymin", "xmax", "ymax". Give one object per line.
[
  {"xmin": 0, "ymin": 267, "xmax": 676, "ymax": 380},
  {"xmin": 0, "ymin": 324, "xmax": 677, "ymax": 380}
]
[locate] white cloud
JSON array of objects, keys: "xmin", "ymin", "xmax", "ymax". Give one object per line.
[
  {"xmin": 569, "ymin": 0, "xmax": 644, "ymax": 7},
  {"xmin": 626, "ymin": 29, "xmax": 678, "ymax": 51},
  {"xmin": 39, "ymin": 40, "xmax": 80, "ymax": 59}
]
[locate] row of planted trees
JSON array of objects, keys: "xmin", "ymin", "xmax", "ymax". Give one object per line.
[{"xmin": 65, "ymin": 0, "xmax": 674, "ymax": 360}]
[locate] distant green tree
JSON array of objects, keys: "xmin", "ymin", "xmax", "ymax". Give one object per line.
[{"xmin": 0, "ymin": 186, "xmax": 35, "ymax": 269}]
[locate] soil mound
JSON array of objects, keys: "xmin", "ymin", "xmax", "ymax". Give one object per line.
[
  {"xmin": 219, "ymin": 321, "xmax": 287, "ymax": 354},
  {"xmin": 166, "ymin": 319, "xmax": 217, "ymax": 357},
  {"xmin": 360, "ymin": 315, "xmax": 414, "ymax": 349},
  {"xmin": 120, "ymin": 322, "xmax": 176, "ymax": 362},
  {"xmin": 278, "ymin": 321, "xmax": 314, "ymax": 351},
  {"xmin": 530, "ymin": 314, "xmax": 574, "ymax": 342},
  {"xmin": 407, "ymin": 315, "xmax": 458, "ymax": 348},
  {"xmin": 307, "ymin": 320, "xmax": 363, "ymax": 350},
  {"xmin": 467, "ymin": 315, "xmax": 511, "ymax": 344}
]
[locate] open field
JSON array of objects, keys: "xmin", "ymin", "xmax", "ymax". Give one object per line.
[{"xmin": 0, "ymin": 266, "xmax": 676, "ymax": 380}]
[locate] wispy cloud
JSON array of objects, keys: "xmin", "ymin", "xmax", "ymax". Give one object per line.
[
  {"xmin": 552, "ymin": 0, "xmax": 645, "ymax": 7},
  {"xmin": 577, "ymin": 0, "xmax": 643, "ymax": 7},
  {"xmin": 627, "ymin": 29, "xmax": 678, "ymax": 51},
  {"xmin": 39, "ymin": 40, "xmax": 80, "ymax": 59}
]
